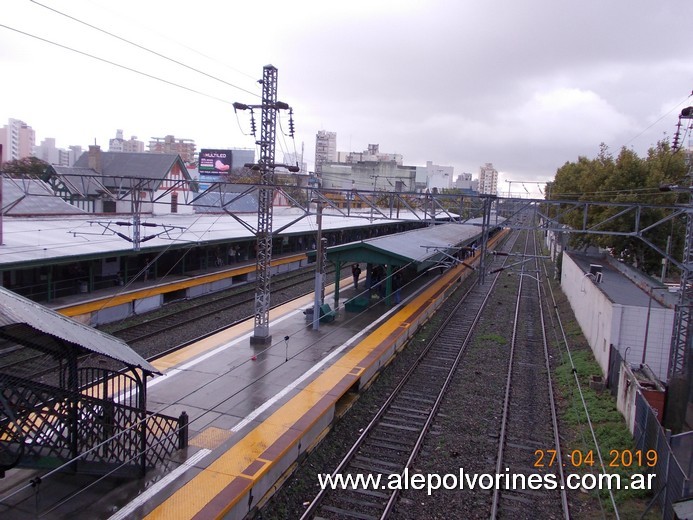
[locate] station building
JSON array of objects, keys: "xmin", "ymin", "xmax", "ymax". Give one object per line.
[{"xmin": 0, "ymin": 174, "xmax": 428, "ymax": 314}]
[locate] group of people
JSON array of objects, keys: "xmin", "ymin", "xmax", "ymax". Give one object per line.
[
  {"xmin": 213, "ymin": 245, "xmax": 244, "ymax": 267},
  {"xmin": 351, "ymin": 263, "xmax": 403, "ymax": 304}
]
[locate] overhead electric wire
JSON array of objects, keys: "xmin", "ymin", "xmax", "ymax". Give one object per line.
[
  {"xmin": 540, "ymin": 254, "xmax": 620, "ymax": 518},
  {"xmin": 277, "ymin": 112, "xmax": 298, "ymax": 168},
  {"xmin": 276, "ymin": 117, "xmax": 289, "ymax": 166},
  {"xmin": 0, "ymin": 23, "xmax": 234, "ymax": 106},
  {"xmin": 620, "ymin": 93, "xmax": 693, "ymax": 150},
  {"xmin": 81, "ymin": 0, "xmax": 261, "ymax": 84},
  {"xmin": 548, "ymin": 185, "xmax": 681, "ymax": 198},
  {"xmin": 30, "ymin": 0, "xmax": 260, "ymax": 99}
]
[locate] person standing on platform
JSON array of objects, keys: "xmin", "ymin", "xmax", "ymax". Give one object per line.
[
  {"xmin": 393, "ymin": 272, "xmax": 402, "ymax": 304},
  {"xmin": 352, "ymin": 264, "xmax": 362, "ymax": 289}
]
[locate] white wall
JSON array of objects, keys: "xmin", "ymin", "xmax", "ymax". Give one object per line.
[
  {"xmin": 616, "ymin": 363, "xmax": 638, "ymax": 433},
  {"xmin": 152, "ymin": 190, "xmax": 194, "ymax": 215},
  {"xmin": 561, "ymin": 252, "xmax": 614, "ymax": 376},
  {"xmin": 611, "ymin": 305, "xmax": 673, "ymax": 381},
  {"xmin": 561, "ymin": 252, "xmax": 674, "ymax": 381}
]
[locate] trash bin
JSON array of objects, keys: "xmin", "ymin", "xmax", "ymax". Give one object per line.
[{"xmin": 303, "ymin": 308, "xmax": 314, "ymax": 323}]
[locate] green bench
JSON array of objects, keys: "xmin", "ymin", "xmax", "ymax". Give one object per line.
[
  {"xmin": 345, "ymin": 297, "xmax": 369, "ymax": 312},
  {"xmin": 319, "ymin": 303, "xmax": 336, "ymax": 323}
]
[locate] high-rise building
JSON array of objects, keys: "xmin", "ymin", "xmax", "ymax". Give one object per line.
[
  {"xmin": 35, "ymin": 138, "xmax": 72, "ymax": 166},
  {"xmin": 422, "ymin": 161, "xmax": 454, "ymax": 190},
  {"xmin": 0, "ymin": 119, "xmax": 35, "ymax": 163},
  {"xmin": 315, "ymin": 130, "xmax": 337, "ymax": 174},
  {"xmin": 68, "ymin": 146, "xmax": 83, "ymax": 166},
  {"xmin": 148, "ymin": 135, "xmax": 196, "ymax": 163},
  {"xmin": 478, "ymin": 163, "xmax": 498, "ymax": 195},
  {"xmin": 454, "ymin": 172, "xmax": 476, "ymax": 192},
  {"xmin": 337, "ymin": 144, "xmax": 403, "ymax": 166},
  {"xmin": 110, "ymin": 129, "xmax": 145, "ymax": 153}
]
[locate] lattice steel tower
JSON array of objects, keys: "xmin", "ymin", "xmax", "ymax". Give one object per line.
[
  {"xmin": 233, "ymin": 65, "xmax": 294, "ymax": 345},
  {"xmin": 250, "ymin": 65, "xmax": 279, "ymax": 344},
  {"xmin": 666, "ymin": 106, "xmax": 693, "ymax": 431}
]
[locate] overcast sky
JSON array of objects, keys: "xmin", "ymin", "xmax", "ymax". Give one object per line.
[{"xmin": 2, "ymin": 0, "xmax": 692, "ymax": 196}]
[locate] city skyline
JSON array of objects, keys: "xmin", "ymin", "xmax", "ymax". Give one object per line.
[
  {"xmin": 2, "ymin": 1, "xmax": 692, "ymax": 198},
  {"xmin": 4, "ymin": 120, "xmax": 480, "ymax": 187}
]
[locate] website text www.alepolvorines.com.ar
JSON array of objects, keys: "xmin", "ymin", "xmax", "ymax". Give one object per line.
[{"xmin": 317, "ymin": 468, "xmax": 656, "ymax": 496}]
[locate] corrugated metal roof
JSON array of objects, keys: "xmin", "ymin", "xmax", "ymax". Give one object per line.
[
  {"xmin": 0, "ymin": 208, "xmax": 432, "ymax": 267},
  {"xmin": 2, "ymin": 177, "xmax": 86, "ymax": 215},
  {"xmin": 566, "ymin": 252, "xmax": 666, "ymax": 308},
  {"xmin": 325, "ymin": 221, "xmax": 490, "ymax": 270},
  {"xmin": 193, "ymin": 187, "xmax": 259, "ymax": 213},
  {"xmin": 365, "ymin": 223, "xmax": 478, "ymax": 263},
  {"xmin": 0, "ymin": 286, "xmax": 158, "ymax": 373}
]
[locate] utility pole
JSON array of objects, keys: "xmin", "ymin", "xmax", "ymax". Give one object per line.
[
  {"xmin": 664, "ymin": 105, "xmax": 693, "ymax": 432},
  {"xmin": 312, "ymin": 198, "xmax": 327, "ymax": 331},
  {"xmin": 478, "ymin": 193, "xmax": 496, "ymax": 284},
  {"xmin": 233, "ymin": 65, "xmax": 294, "ymax": 345}
]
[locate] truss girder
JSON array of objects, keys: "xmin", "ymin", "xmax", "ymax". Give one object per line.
[{"xmin": 669, "ymin": 210, "xmax": 693, "ymax": 379}]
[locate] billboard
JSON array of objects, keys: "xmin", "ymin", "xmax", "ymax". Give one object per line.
[{"xmin": 199, "ymin": 149, "xmax": 233, "ymax": 174}]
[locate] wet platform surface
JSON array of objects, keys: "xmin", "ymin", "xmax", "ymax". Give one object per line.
[
  {"xmin": 147, "ymin": 280, "xmax": 394, "ymax": 437},
  {"xmin": 0, "ymin": 274, "xmax": 425, "ymax": 519}
]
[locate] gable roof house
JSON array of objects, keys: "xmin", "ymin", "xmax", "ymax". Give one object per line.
[{"xmin": 46, "ymin": 145, "xmax": 197, "ymax": 215}]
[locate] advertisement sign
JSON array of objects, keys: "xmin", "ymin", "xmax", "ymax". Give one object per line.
[{"xmin": 199, "ymin": 149, "xmax": 233, "ymax": 174}]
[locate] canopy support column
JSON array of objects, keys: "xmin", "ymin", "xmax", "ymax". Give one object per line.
[{"xmin": 334, "ymin": 260, "xmax": 341, "ymax": 309}]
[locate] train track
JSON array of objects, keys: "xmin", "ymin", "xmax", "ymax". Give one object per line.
[
  {"xmin": 299, "ymin": 231, "xmax": 520, "ymax": 519},
  {"xmin": 489, "ymin": 230, "xmax": 569, "ymax": 518},
  {"xmin": 0, "ymin": 266, "xmax": 340, "ymax": 377},
  {"xmin": 106, "ymin": 265, "xmax": 337, "ymax": 348}
]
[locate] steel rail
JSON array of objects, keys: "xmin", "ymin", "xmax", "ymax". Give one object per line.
[{"xmin": 300, "ymin": 230, "xmax": 520, "ymax": 520}]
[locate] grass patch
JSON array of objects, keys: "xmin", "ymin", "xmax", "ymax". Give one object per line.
[
  {"xmin": 477, "ymin": 332, "xmax": 506, "ymax": 345},
  {"xmin": 555, "ymin": 350, "xmax": 656, "ymax": 507}
]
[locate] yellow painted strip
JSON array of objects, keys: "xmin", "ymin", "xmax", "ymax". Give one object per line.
[
  {"xmin": 144, "ymin": 271, "xmax": 464, "ymax": 519},
  {"xmin": 58, "ymin": 254, "xmax": 308, "ymax": 317},
  {"xmin": 143, "ymin": 236, "xmax": 511, "ymax": 518},
  {"xmin": 189, "ymin": 427, "xmax": 233, "ymax": 450},
  {"xmin": 144, "ymin": 382, "xmax": 333, "ymax": 519}
]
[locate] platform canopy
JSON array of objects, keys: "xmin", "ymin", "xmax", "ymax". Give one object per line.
[
  {"xmin": 324, "ymin": 222, "xmax": 483, "ymax": 272},
  {"xmin": 0, "ymin": 286, "xmax": 157, "ymax": 374}
]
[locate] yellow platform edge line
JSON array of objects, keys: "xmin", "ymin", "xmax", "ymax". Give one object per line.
[
  {"xmin": 143, "ymin": 263, "xmax": 474, "ymax": 519},
  {"xmin": 144, "ymin": 230, "xmax": 509, "ymax": 519},
  {"xmin": 58, "ymin": 253, "xmax": 308, "ymax": 317}
]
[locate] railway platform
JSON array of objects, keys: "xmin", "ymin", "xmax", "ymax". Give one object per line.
[{"xmin": 0, "ymin": 258, "xmax": 477, "ymax": 520}]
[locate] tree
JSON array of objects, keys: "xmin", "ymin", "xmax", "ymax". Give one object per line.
[
  {"xmin": 1, "ymin": 156, "xmax": 50, "ymax": 179},
  {"xmin": 550, "ymin": 141, "xmax": 687, "ymax": 275}
]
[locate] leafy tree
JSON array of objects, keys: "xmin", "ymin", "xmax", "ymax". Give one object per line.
[
  {"xmin": 549, "ymin": 141, "xmax": 687, "ymax": 275},
  {"xmin": 1, "ymin": 156, "xmax": 50, "ymax": 179}
]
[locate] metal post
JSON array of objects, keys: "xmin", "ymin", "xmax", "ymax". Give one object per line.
[
  {"xmin": 334, "ymin": 260, "xmax": 342, "ymax": 309},
  {"xmin": 0, "ymin": 172, "xmax": 3, "ymax": 245},
  {"xmin": 664, "ymin": 122, "xmax": 693, "ymax": 432},
  {"xmin": 313, "ymin": 199, "xmax": 323, "ymax": 330},
  {"xmin": 479, "ymin": 194, "xmax": 495, "ymax": 284},
  {"xmin": 132, "ymin": 195, "xmax": 141, "ymax": 252},
  {"xmin": 661, "ymin": 234, "xmax": 671, "ymax": 282},
  {"xmin": 251, "ymin": 65, "xmax": 279, "ymax": 345}
]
